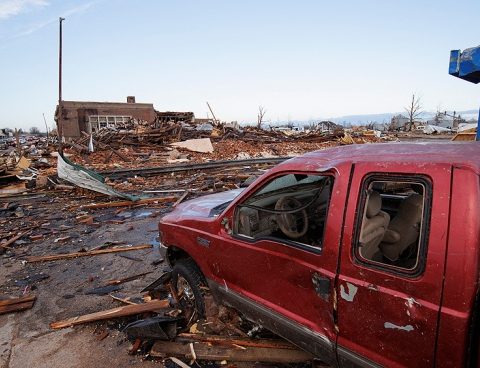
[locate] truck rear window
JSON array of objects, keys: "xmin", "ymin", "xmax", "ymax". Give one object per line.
[{"xmin": 354, "ymin": 176, "xmax": 431, "ymax": 275}]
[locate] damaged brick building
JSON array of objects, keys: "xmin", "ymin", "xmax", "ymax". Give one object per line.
[{"xmin": 55, "ymin": 96, "xmax": 156, "ymax": 138}]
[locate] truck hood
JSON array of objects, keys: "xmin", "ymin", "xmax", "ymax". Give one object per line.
[{"xmin": 167, "ymin": 188, "xmax": 245, "ymax": 219}]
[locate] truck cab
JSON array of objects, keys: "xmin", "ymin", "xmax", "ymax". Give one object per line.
[{"xmin": 159, "ymin": 142, "xmax": 480, "ymax": 367}]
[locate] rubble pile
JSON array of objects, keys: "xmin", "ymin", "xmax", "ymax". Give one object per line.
[{"xmin": 60, "ymin": 116, "xmax": 390, "ymax": 174}]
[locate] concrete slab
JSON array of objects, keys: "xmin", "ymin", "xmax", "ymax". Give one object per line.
[{"xmin": 171, "ymin": 138, "xmax": 214, "ymax": 153}]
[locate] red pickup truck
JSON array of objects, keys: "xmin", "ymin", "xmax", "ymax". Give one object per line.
[{"xmin": 159, "ymin": 142, "xmax": 480, "ymax": 367}]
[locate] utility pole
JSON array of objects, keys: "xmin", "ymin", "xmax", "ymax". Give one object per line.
[{"xmin": 58, "ymin": 17, "xmax": 65, "ymax": 153}]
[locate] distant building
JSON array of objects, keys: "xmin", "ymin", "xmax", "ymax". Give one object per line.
[
  {"xmin": 55, "ymin": 96, "xmax": 156, "ymax": 138},
  {"xmin": 427, "ymin": 112, "xmax": 465, "ymax": 130},
  {"xmin": 390, "ymin": 114, "xmax": 409, "ymax": 130},
  {"xmin": 316, "ymin": 121, "xmax": 341, "ymax": 133}
]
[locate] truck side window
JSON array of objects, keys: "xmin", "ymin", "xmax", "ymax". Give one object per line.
[
  {"xmin": 233, "ymin": 174, "xmax": 333, "ymax": 250},
  {"xmin": 355, "ymin": 177, "xmax": 430, "ymax": 273}
]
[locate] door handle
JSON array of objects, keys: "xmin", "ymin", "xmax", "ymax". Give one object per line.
[{"xmin": 312, "ymin": 273, "xmax": 331, "ymax": 301}]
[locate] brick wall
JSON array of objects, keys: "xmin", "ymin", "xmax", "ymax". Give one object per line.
[{"xmin": 56, "ymin": 101, "xmax": 156, "ymax": 138}]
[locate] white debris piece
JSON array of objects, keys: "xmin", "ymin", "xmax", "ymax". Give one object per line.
[
  {"xmin": 423, "ymin": 125, "xmax": 451, "ymax": 134},
  {"xmin": 171, "ymin": 138, "xmax": 214, "ymax": 153}
]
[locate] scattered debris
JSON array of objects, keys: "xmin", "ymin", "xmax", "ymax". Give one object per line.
[{"xmin": 0, "ymin": 122, "xmax": 463, "ymax": 367}]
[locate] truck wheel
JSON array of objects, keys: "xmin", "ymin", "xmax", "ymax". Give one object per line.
[{"xmin": 172, "ymin": 259, "xmax": 206, "ymax": 323}]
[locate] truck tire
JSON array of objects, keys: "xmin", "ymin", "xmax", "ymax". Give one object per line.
[{"xmin": 172, "ymin": 259, "xmax": 206, "ymax": 322}]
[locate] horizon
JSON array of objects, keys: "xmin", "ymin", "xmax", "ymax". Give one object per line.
[{"xmin": 2, "ymin": 107, "xmax": 477, "ymax": 133}]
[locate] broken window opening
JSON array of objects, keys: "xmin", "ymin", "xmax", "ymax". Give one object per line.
[
  {"xmin": 88, "ymin": 115, "xmax": 132, "ymax": 133},
  {"xmin": 233, "ymin": 173, "xmax": 333, "ymax": 249},
  {"xmin": 355, "ymin": 177, "xmax": 429, "ymax": 272}
]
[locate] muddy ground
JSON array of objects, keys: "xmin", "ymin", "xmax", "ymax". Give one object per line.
[{"xmin": 0, "ymin": 192, "xmax": 170, "ymax": 368}]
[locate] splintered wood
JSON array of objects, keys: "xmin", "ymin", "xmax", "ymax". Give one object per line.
[
  {"xmin": 25, "ymin": 243, "xmax": 152, "ymax": 263},
  {"xmin": 50, "ymin": 299, "xmax": 170, "ymax": 329},
  {"xmin": 0, "ymin": 295, "xmax": 36, "ymax": 315}
]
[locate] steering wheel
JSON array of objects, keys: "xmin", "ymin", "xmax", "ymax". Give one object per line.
[{"xmin": 275, "ymin": 196, "xmax": 309, "ymax": 239}]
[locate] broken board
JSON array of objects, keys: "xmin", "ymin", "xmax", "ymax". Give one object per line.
[
  {"xmin": 50, "ymin": 299, "xmax": 170, "ymax": 329},
  {"xmin": 150, "ymin": 340, "xmax": 313, "ymax": 363},
  {"xmin": 0, "ymin": 295, "xmax": 36, "ymax": 315}
]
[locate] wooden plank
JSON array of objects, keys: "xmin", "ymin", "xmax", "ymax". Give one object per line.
[
  {"xmin": 108, "ymin": 294, "xmax": 138, "ymax": 305},
  {"xmin": 0, "ymin": 231, "xmax": 31, "ymax": 249},
  {"xmin": 81, "ymin": 196, "xmax": 177, "ymax": 210},
  {"xmin": 0, "ymin": 300, "xmax": 36, "ymax": 315},
  {"xmin": 110, "ymin": 147, "xmax": 130, "ymax": 162},
  {"xmin": 25, "ymin": 244, "xmax": 152, "ymax": 263},
  {"xmin": 0, "ymin": 295, "xmax": 36, "ymax": 307},
  {"xmin": 50, "ymin": 299, "xmax": 170, "ymax": 329},
  {"xmin": 176, "ymin": 333, "xmax": 298, "ymax": 350},
  {"xmin": 150, "ymin": 341, "xmax": 313, "ymax": 363},
  {"xmin": 172, "ymin": 190, "xmax": 189, "ymax": 208}
]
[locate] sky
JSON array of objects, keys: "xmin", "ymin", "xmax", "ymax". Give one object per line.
[{"xmin": 0, "ymin": 0, "xmax": 480, "ymax": 131}]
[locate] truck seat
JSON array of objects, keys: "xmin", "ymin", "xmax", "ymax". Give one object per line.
[
  {"xmin": 359, "ymin": 191, "xmax": 390, "ymax": 260},
  {"xmin": 380, "ymin": 193, "xmax": 423, "ymax": 262}
]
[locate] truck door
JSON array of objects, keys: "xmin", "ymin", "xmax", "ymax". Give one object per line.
[
  {"xmin": 211, "ymin": 165, "xmax": 351, "ymax": 366},
  {"xmin": 336, "ymin": 163, "xmax": 451, "ymax": 368}
]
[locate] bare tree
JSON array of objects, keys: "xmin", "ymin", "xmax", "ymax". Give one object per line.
[
  {"xmin": 30, "ymin": 127, "xmax": 40, "ymax": 135},
  {"xmin": 404, "ymin": 94, "xmax": 422, "ymax": 131},
  {"xmin": 257, "ymin": 106, "xmax": 266, "ymax": 129}
]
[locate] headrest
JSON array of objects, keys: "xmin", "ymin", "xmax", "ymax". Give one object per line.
[
  {"xmin": 399, "ymin": 193, "xmax": 423, "ymax": 221},
  {"xmin": 366, "ymin": 191, "xmax": 382, "ymax": 218}
]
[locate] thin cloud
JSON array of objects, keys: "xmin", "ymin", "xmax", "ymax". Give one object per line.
[
  {"xmin": 0, "ymin": 0, "xmax": 48, "ymax": 20},
  {"xmin": 61, "ymin": 1, "xmax": 93, "ymax": 18},
  {"xmin": 4, "ymin": 2, "xmax": 94, "ymax": 40}
]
